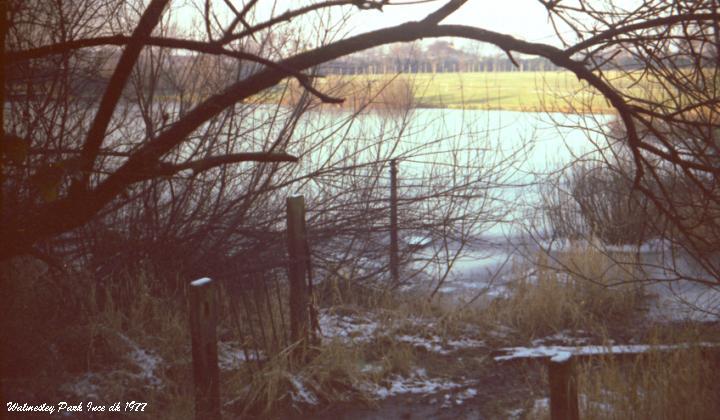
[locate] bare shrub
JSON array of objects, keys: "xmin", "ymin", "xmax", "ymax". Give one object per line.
[
  {"xmin": 542, "ymin": 141, "xmax": 662, "ymax": 246},
  {"xmin": 572, "ymin": 162, "xmax": 659, "ymax": 245},
  {"xmin": 376, "ymin": 76, "xmax": 416, "ymax": 111}
]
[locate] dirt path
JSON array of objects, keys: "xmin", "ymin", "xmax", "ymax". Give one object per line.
[{"xmin": 289, "ymin": 355, "xmax": 545, "ymax": 420}]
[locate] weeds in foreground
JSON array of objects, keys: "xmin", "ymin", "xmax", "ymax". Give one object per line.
[
  {"xmin": 5, "ymin": 244, "xmax": 716, "ymax": 419},
  {"xmin": 1, "ymin": 256, "xmax": 423, "ymax": 419},
  {"xmin": 520, "ymin": 322, "xmax": 720, "ymax": 420}
]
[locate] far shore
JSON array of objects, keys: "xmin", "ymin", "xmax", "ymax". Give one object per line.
[{"xmin": 271, "ymin": 71, "xmax": 631, "ymax": 114}]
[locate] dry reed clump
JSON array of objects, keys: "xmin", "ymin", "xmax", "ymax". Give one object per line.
[
  {"xmin": 524, "ymin": 345, "xmax": 720, "ymax": 420},
  {"xmin": 575, "ymin": 345, "xmax": 720, "ymax": 419},
  {"xmin": 487, "ymin": 245, "xmax": 646, "ymax": 340},
  {"xmin": 226, "ymin": 342, "xmax": 358, "ymax": 417},
  {"xmin": 224, "ymin": 287, "xmax": 422, "ymax": 418},
  {"xmin": 226, "ymin": 337, "xmax": 411, "ymax": 418}
]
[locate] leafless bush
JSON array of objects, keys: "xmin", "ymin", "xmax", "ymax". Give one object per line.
[{"xmin": 543, "ymin": 154, "xmax": 662, "ymax": 245}]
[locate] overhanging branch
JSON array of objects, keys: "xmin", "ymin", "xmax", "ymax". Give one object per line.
[
  {"xmin": 4, "ymin": 5, "xmax": 697, "ymax": 260},
  {"xmin": 152, "ymin": 153, "xmax": 299, "ymax": 178},
  {"xmin": 75, "ymin": 0, "xmax": 170, "ymax": 191}
]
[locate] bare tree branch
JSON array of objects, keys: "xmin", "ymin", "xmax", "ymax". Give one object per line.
[
  {"xmin": 152, "ymin": 152, "xmax": 299, "ymax": 177},
  {"xmin": 75, "ymin": 0, "xmax": 170, "ymax": 191}
]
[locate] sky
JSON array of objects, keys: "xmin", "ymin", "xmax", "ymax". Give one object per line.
[
  {"xmin": 172, "ymin": 0, "xmax": 558, "ymax": 43},
  {"xmin": 346, "ymin": 0, "xmax": 559, "ymax": 44},
  {"xmin": 171, "ymin": 0, "xmax": 640, "ymax": 53}
]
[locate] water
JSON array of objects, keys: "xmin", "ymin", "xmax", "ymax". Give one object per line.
[
  {"xmin": 285, "ymin": 107, "xmax": 615, "ymax": 294},
  {"xmin": 293, "ymin": 107, "xmax": 614, "ymax": 231}
]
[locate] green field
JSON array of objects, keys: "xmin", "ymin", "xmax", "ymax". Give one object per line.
[
  {"xmin": 281, "ymin": 70, "xmax": 694, "ymax": 114},
  {"xmin": 315, "ymin": 71, "xmax": 637, "ymax": 113},
  {"xmin": 410, "ymin": 72, "xmax": 610, "ymax": 112}
]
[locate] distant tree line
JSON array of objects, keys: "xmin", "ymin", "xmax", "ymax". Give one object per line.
[
  {"xmin": 317, "ymin": 37, "xmax": 718, "ymax": 76},
  {"xmin": 317, "ymin": 40, "xmax": 561, "ymax": 75}
]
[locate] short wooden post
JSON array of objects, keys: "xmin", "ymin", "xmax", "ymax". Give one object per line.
[
  {"xmin": 389, "ymin": 159, "xmax": 399, "ymax": 286},
  {"xmin": 189, "ymin": 277, "xmax": 221, "ymax": 420},
  {"xmin": 287, "ymin": 196, "xmax": 310, "ymax": 349},
  {"xmin": 548, "ymin": 352, "xmax": 579, "ymax": 420}
]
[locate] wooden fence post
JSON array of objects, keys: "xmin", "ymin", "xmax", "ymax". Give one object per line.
[
  {"xmin": 189, "ymin": 277, "xmax": 221, "ymax": 420},
  {"xmin": 287, "ymin": 195, "xmax": 310, "ymax": 350},
  {"xmin": 548, "ymin": 352, "xmax": 579, "ymax": 420},
  {"xmin": 389, "ymin": 159, "xmax": 399, "ymax": 286}
]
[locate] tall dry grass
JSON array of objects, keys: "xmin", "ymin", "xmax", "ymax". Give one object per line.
[
  {"xmin": 487, "ymin": 245, "xmax": 646, "ymax": 340},
  {"xmin": 226, "ymin": 341, "xmax": 370, "ymax": 417},
  {"xmin": 526, "ymin": 344, "xmax": 719, "ymax": 420},
  {"xmin": 1, "ymin": 257, "xmax": 194, "ymax": 418},
  {"xmin": 576, "ymin": 343, "xmax": 720, "ymax": 419}
]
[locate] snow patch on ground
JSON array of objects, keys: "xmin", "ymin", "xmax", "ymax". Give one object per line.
[
  {"xmin": 450, "ymin": 387, "xmax": 478, "ymax": 406},
  {"xmin": 506, "ymin": 407, "xmax": 525, "ymax": 419},
  {"xmin": 318, "ymin": 310, "xmax": 485, "ymax": 355},
  {"xmin": 368, "ymin": 369, "xmax": 474, "ymax": 400},
  {"xmin": 532, "ymin": 397, "xmax": 549, "ymax": 413},
  {"xmin": 119, "ymin": 334, "xmax": 163, "ymax": 387},
  {"xmin": 285, "ymin": 366, "xmax": 479, "ymax": 405},
  {"xmin": 531, "ymin": 331, "xmax": 592, "ymax": 347},
  {"xmin": 318, "ymin": 310, "xmax": 379, "ymax": 344},
  {"xmin": 61, "ymin": 373, "xmax": 101, "ymax": 400}
]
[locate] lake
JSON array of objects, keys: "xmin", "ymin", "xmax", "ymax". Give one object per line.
[{"xmin": 273, "ymin": 106, "xmax": 615, "ymax": 295}]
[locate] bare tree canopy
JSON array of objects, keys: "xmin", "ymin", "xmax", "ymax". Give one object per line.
[{"xmin": 2, "ymin": 0, "xmax": 719, "ymax": 267}]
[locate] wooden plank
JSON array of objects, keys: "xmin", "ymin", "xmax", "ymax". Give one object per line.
[{"xmin": 189, "ymin": 277, "xmax": 221, "ymax": 420}]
